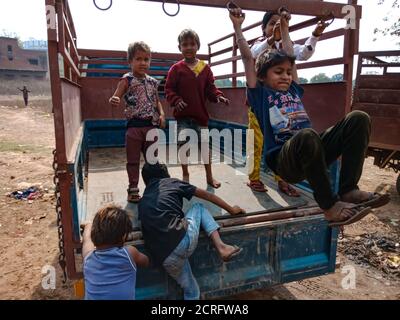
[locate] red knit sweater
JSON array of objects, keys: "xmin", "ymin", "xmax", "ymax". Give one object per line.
[{"xmin": 165, "ymin": 60, "xmax": 224, "ymax": 126}]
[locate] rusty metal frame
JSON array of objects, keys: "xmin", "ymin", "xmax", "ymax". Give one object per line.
[
  {"xmin": 47, "ymin": 0, "xmax": 83, "ymax": 279},
  {"xmin": 47, "ymin": 0, "xmax": 362, "ymax": 280},
  {"xmin": 353, "ymin": 50, "xmax": 400, "ymax": 153},
  {"xmin": 207, "ymin": 0, "xmax": 360, "ymax": 115},
  {"xmin": 142, "ymin": 0, "xmax": 362, "ymax": 18},
  {"xmin": 78, "ymin": 49, "xmax": 208, "ymax": 78}
]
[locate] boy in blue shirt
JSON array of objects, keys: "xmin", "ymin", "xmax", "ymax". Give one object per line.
[{"xmin": 229, "ymin": 7, "xmax": 389, "ymax": 226}]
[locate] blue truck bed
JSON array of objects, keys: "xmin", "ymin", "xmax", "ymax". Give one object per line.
[{"xmin": 69, "ymin": 119, "xmax": 339, "ymax": 299}]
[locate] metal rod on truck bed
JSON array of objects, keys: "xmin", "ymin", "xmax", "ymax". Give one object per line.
[
  {"xmin": 218, "ymin": 207, "xmax": 323, "ymax": 227},
  {"xmin": 126, "ymin": 206, "xmax": 323, "ymax": 242}
]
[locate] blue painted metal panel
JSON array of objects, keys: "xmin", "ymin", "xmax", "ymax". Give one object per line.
[
  {"xmin": 80, "ymin": 118, "xmax": 341, "ymax": 213},
  {"xmin": 68, "ymin": 128, "xmax": 86, "ymax": 241},
  {"xmin": 85, "ymin": 120, "xmax": 126, "ymax": 149},
  {"xmin": 86, "ymin": 59, "xmax": 169, "ymax": 78},
  {"xmin": 132, "ymin": 216, "xmax": 337, "ymax": 300},
  {"xmin": 278, "ymin": 219, "xmax": 338, "ymax": 283},
  {"xmin": 135, "ymin": 267, "xmax": 171, "ymax": 300},
  {"xmin": 67, "ymin": 119, "xmax": 339, "ymax": 298},
  {"xmin": 68, "ymin": 165, "xmax": 81, "ymax": 241}
]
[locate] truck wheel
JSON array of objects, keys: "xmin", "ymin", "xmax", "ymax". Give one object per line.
[{"xmin": 397, "ymin": 174, "xmax": 400, "ymax": 195}]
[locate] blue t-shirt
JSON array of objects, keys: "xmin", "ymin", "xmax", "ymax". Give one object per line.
[
  {"xmin": 247, "ymin": 81, "xmax": 311, "ymax": 170},
  {"xmin": 84, "ymin": 246, "xmax": 136, "ymax": 300}
]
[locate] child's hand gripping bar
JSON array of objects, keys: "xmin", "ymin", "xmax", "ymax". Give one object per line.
[{"xmin": 226, "ymin": 1, "xmax": 245, "ymax": 17}]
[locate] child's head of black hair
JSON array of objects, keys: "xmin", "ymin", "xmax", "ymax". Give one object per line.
[
  {"xmin": 178, "ymin": 29, "xmax": 201, "ymax": 50},
  {"xmin": 262, "ymin": 11, "xmax": 275, "ymax": 33},
  {"xmin": 255, "ymin": 49, "xmax": 296, "ymax": 80},
  {"xmin": 263, "ymin": 11, "xmax": 282, "ymax": 36},
  {"xmin": 142, "ymin": 162, "xmax": 170, "ymax": 185},
  {"xmin": 127, "ymin": 41, "xmax": 151, "ymax": 62},
  {"xmin": 91, "ymin": 204, "xmax": 133, "ymax": 247}
]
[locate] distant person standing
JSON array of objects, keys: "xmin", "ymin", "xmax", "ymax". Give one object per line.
[{"xmin": 18, "ymin": 86, "xmax": 30, "ymax": 106}]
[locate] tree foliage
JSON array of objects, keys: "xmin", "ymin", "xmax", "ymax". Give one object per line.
[
  {"xmin": 331, "ymin": 73, "xmax": 344, "ymax": 82},
  {"xmin": 298, "ymin": 77, "xmax": 309, "ymax": 84},
  {"xmin": 309, "ymin": 73, "xmax": 331, "ymax": 83},
  {"xmin": 373, "ymin": 0, "xmax": 400, "ymax": 46},
  {"xmin": 215, "ymin": 79, "xmax": 245, "ymax": 88}
]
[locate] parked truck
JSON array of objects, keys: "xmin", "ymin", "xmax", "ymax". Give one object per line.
[
  {"xmin": 46, "ymin": 0, "xmax": 362, "ymax": 299},
  {"xmin": 352, "ymin": 51, "xmax": 400, "ymax": 195}
]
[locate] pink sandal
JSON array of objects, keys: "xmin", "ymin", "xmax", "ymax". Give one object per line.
[{"xmin": 247, "ymin": 180, "xmax": 268, "ymax": 192}]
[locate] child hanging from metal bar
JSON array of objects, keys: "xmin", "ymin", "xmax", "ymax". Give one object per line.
[
  {"xmin": 246, "ymin": 6, "xmax": 330, "ymax": 196},
  {"xmin": 109, "ymin": 41, "xmax": 166, "ymax": 203},
  {"xmin": 229, "ymin": 6, "xmax": 390, "ymax": 227}
]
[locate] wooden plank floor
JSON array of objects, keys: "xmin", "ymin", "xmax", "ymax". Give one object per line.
[{"xmin": 84, "ymin": 147, "xmax": 316, "ymax": 228}]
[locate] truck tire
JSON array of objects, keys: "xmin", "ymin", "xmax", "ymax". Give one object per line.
[{"xmin": 397, "ymin": 174, "xmax": 400, "ymax": 195}]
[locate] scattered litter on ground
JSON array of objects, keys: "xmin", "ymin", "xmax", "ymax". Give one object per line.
[
  {"xmin": 387, "ymin": 255, "xmax": 400, "ymax": 268},
  {"xmin": 339, "ymin": 233, "xmax": 400, "ymax": 279},
  {"xmin": 7, "ymin": 186, "xmax": 43, "ymax": 201}
]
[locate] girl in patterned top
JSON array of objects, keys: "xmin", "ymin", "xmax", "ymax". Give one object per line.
[{"xmin": 109, "ymin": 41, "xmax": 166, "ymax": 203}]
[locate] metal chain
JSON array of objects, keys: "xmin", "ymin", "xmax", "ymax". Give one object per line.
[
  {"xmin": 53, "ymin": 149, "xmax": 67, "ymax": 283},
  {"xmin": 389, "ymin": 159, "xmax": 399, "ymax": 174},
  {"xmin": 93, "ymin": 0, "xmax": 112, "ymax": 11},
  {"xmin": 162, "ymin": 0, "xmax": 180, "ymax": 17}
]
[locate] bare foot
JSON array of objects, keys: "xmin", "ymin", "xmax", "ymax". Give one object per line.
[
  {"xmin": 324, "ymin": 201, "xmax": 356, "ymax": 222},
  {"xmin": 341, "ymin": 189, "xmax": 371, "ymax": 204},
  {"xmin": 207, "ymin": 178, "xmax": 221, "ymax": 189},
  {"xmin": 182, "ymin": 174, "xmax": 189, "ymax": 183},
  {"xmin": 217, "ymin": 244, "xmax": 242, "ymax": 262},
  {"xmin": 278, "ymin": 180, "xmax": 300, "ymax": 197}
]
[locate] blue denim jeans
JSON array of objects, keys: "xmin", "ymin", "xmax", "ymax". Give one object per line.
[{"xmin": 162, "ymin": 203, "xmax": 220, "ymax": 300}]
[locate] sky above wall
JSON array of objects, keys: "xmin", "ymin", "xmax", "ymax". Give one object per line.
[{"xmin": 0, "ymin": 0, "xmax": 398, "ymax": 79}]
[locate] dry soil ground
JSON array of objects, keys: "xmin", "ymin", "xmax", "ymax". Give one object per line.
[{"xmin": 0, "ymin": 96, "xmax": 399, "ymax": 300}]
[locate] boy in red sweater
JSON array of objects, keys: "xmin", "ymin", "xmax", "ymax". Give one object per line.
[{"xmin": 165, "ymin": 29, "xmax": 229, "ymax": 188}]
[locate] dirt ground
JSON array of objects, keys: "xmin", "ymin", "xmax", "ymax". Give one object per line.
[{"xmin": 0, "ymin": 97, "xmax": 399, "ymax": 300}]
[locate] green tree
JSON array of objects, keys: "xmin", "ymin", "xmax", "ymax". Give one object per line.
[
  {"xmin": 237, "ymin": 79, "xmax": 246, "ymax": 87},
  {"xmin": 331, "ymin": 73, "xmax": 343, "ymax": 82},
  {"xmin": 298, "ymin": 77, "xmax": 309, "ymax": 84},
  {"xmin": 215, "ymin": 78, "xmax": 246, "ymax": 88},
  {"xmin": 374, "ymin": 0, "xmax": 400, "ymax": 46},
  {"xmin": 309, "ymin": 73, "xmax": 331, "ymax": 83},
  {"xmin": 215, "ymin": 79, "xmax": 232, "ymax": 88}
]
